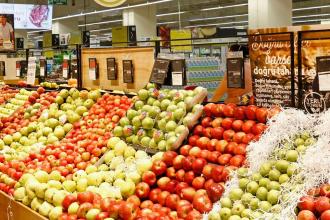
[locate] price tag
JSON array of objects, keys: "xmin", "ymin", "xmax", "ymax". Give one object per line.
[
  {"xmin": 16, "ymin": 61, "xmax": 21, "ymax": 77},
  {"xmin": 89, "ymin": 58, "xmax": 97, "ymax": 80},
  {"xmin": 172, "ymin": 72, "xmax": 183, "ymax": 86},
  {"xmin": 62, "ymin": 60, "xmax": 69, "ymax": 79},
  {"xmin": 40, "ymin": 67, "xmax": 45, "ymax": 77},
  {"xmin": 27, "ymin": 58, "xmax": 36, "ymax": 85}
]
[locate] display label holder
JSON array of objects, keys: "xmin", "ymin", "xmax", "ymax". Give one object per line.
[
  {"xmin": 316, "ymin": 56, "xmax": 330, "ymax": 92},
  {"xmin": 171, "ymin": 59, "xmax": 186, "ymax": 86},
  {"xmin": 16, "ymin": 61, "xmax": 21, "ymax": 78},
  {"xmin": 149, "ymin": 58, "xmax": 170, "ymax": 85},
  {"xmin": 62, "ymin": 55, "xmax": 70, "ymax": 79},
  {"xmin": 27, "ymin": 57, "xmax": 37, "ymax": 85},
  {"xmin": 106, "ymin": 58, "xmax": 117, "ymax": 80},
  {"xmin": 39, "ymin": 59, "xmax": 46, "ymax": 78},
  {"xmin": 227, "ymin": 57, "xmax": 245, "ymax": 88},
  {"xmin": 88, "ymin": 58, "xmax": 98, "ymax": 81},
  {"xmin": 123, "ymin": 60, "xmax": 134, "ymax": 83}
]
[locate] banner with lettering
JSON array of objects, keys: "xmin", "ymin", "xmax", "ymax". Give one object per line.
[
  {"xmin": 249, "ymin": 33, "xmax": 293, "ymax": 108},
  {"xmin": 249, "ymin": 24, "xmax": 330, "ymax": 111}
]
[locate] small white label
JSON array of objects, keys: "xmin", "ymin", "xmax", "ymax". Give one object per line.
[
  {"xmin": 40, "ymin": 67, "xmax": 45, "ymax": 77},
  {"xmin": 172, "ymin": 72, "xmax": 183, "ymax": 86},
  {"xmin": 16, "ymin": 69, "xmax": 20, "ymax": 77},
  {"xmin": 63, "ymin": 69, "xmax": 68, "ymax": 78},
  {"xmin": 319, "ymin": 73, "xmax": 330, "ymax": 92},
  {"xmin": 89, "ymin": 69, "xmax": 96, "ymax": 80},
  {"xmin": 59, "ymin": 114, "xmax": 67, "ymax": 125}
]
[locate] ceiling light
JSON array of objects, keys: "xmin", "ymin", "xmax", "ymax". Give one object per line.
[
  {"xmin": 89, "ymin": 27, "xmax": 113, "ymax": 32},
  {"xmin": 53, "ymin": 0, "xmax": 173, "ymax": 21},
  {"xmin": 157, "ymin": 21, "xmax": 179, "ymax": 25},
  {"xmin": 293, "ymin": 13, "xmax": 330, "ymax": 19},
  {"xmin": 189, "ymin": 13, "xmax": 248, "ymax": 22},
  {"xmin": 293, "ymin": 5, "xmax": 330, "ymax": 11},
  {"xmin": 201, "ymin": 3, "xmax": 248, "ymax": 11},
  {"xmin": 293, "ymin": 19, "xmax": 322, "ymax": 23},
  {"xmin": 184, "ymin": 20, "xmax": 248, "ymax": 28},
  {"xmin": 157, "ymin": 11, "xmax": 185, "ymax": 17},
  {"xmin": 78, "ymin": 19, "xmax": 122, "ymax": 27}
]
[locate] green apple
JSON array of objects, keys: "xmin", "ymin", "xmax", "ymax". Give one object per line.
[
  {"xmin": 259, "ymin": 201, "xmax": 272, "ymax": 212},
  {"xmin": 229, "ymin": 188, "xmax": 244, "ymax": 201},
  {"xmin": 228, "ymin": 216, "xmax": 241, "ymax": 220},
  {"xmin": 252, "ymin": 172, "xmax": 262, "ymax": 181},
  {"xmin": 237, "ymin": 167, "xmax": 249, "ymax": 177},
  {"xmin": 269, "ymin": 169, "xmax": 281, "ymax": 181},
  {"xmin": 49, "ymin": 206, "xmax": 63, "ymax": 220},
  {"xmin": 259, "ymin": 162, "xmax": 272, "ymax": 176},
  {"xmin": 86, "ymin": 208, "xmax": 101, "ymax": 220},
  {"xmin": 287, "ymin": 164, "xmax": 297, "ymax": 177},
  {"xmin": 294, "ymin": 138, "xmax": 305, "ymax": 146},
  {"xmin": 241, "ymin": 209, "xmax": 253, "ymax": 218},
  {"xmin": 275, "ymin": 160, "xmax": 290, "ymax": 174},
  {"xmin": 68, "ymin": 202, "xmax": 79, "ymax": 214},
  {"xmin": 231, "ymin": 202, "xmax": 245, "ymax": 215},
  {"xmin": 208, "ymin": 211, "xmax": 221, "ymax": 220},
  {"xmin": 286, "ymin": 150, "xmax": 298, "ymax": 162},
  {"xmin": 219, "ymin": 207, "xmax": 232, "ymax": 220},
  {"xmin": 279, "ymin": 174, "xmax": 289, "ymax": 184},
  {"xmin": 296, "ymin": 145, "xmax": 307, "ymax": 153},
  {"xmin": 239, "ymin": 178, "xmax": 249, "ymax": 190},
  {"xmin": 267, "ymin": 189, "xmax": 280, "ymax": 205},
  {"xmin": 246, "ymin": 181, "xmax": 259, "ymax": 195},
  {"xmin": 249, "ymin": 197, "xmax": 260, "ymax": 210},
  {"xmin": 259, "ymin": 178, "xmax": 270, "ymax": 188},
  {"xmin": 241, "ymin": 192, "xmax": 253, "ymax": 205},
  {"xmin": 220, "ymin": 197, "xmax": 233, "ymax": 208},
  {"xmin": 267, "ymin": 181, "xmax": 281, "ymax": 191},
  {"xmin": 256, "ymin": 187, "xmax": 268, "ymax": 201}
]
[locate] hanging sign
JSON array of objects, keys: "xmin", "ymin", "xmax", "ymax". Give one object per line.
[
  {"xmin": 62, "ymin": 55, "xmax": 70, "ymax": 79},
  {"xmin": 123, "ymin": 60, "xmax": 134, "ymax": 83},
  {"xmin": 149, "ymin": 59, "xmax": 170, "ymax": 85},
  {"xmin": 94, "ymin": 0, "xmax": 126, "ymax": 7}
]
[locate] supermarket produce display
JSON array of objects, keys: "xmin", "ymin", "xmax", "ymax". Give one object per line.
[{"xmin": 0, "ymin": 82, "xmax": 328, "ymax": 220}]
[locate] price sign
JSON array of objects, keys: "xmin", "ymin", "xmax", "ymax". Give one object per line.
[
  {"xmin": 39, "ymin": 59, "xmax": 46, "ymax": 77},
  {"xmin": 171, "ymin": 59, "xmax": 185, "ymax": 86},
  {"xmin": 316, "ymin": 56, "xmax": 330, "ymax": 92},
  {"xmin": 89, "ymin": 58, "xmax": 97, "ymax": 80},
  {"xmin": 27, "ymin": 57, "xmax": 36, "ymax": 85},
  {"xmin": 123, "ymin": 60, "xmax": 134, "ymax": 83},
  {"xmin": 16, "ymin": 61, "xmax": 21, "ymax": 77},
  {"xmin": 106, "ymin": 58, "xmax": 117, "ymax": 80},
  {"xmin": 149, "ymin": 59, "xmax": 170, "ymax": 84},
  {"xmin": 227, "ymin": 58, "xmax": 244, "ymax": 88}
]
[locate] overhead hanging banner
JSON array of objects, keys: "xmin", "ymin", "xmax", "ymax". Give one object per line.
[
  {"xmin": 170, "ymin": 29, "xmax": 192, "ymax": 53},
  {"xmin": 0, "ymin": 14, "xmax": 15, "ymax": 51},
  {"xmin": 0, "ymin": 4, "xmax": 52, "ymax": 30},
  {"xmin": 94, "ymin": 0, "xmax": 127, "ymax": 7}
]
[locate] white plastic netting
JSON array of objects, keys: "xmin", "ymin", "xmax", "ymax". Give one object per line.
[{"xmin": 204, "ymin": 108, "xmax": 326, "ymax": 220}]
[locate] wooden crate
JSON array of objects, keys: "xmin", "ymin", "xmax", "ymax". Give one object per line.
[{"xmin": 0, "ymin": 191, "xmax": 46, "ymax": 220}]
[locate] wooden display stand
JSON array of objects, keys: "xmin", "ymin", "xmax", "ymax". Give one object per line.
[
  {"xmin": 0, "ymin": 191, "xmax": 46, "ymax": 220},
  {"xmin": 81, "ymin": 47, "xmax": 155, "ymax": 92}
]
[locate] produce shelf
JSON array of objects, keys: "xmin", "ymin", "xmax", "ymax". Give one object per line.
[{"xmin": 0, "ymin": 191, "xmax": 47, "ymax": 220}]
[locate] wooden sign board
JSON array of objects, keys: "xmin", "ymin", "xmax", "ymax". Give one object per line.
[{"xmin": 149, "ymin": 59, "xmax": 170, "ymax": 84}]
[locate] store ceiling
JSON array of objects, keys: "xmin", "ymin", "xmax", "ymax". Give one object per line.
[{"xmin": 2, "ymin": 0, "xmax": 330, "ymax": 36}]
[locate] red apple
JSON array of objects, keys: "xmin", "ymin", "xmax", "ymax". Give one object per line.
[
  {"xmin": 207, "ymin": 151, "xmax": 221, "ymax": 163},
  {"xmin": 242, "ymin": 120, "xmax": 256, "ymax": 133},
  {"xmin": 215, "ymin": 140, "xmax": 228, "ymax": 153},
  {"xmin": 203, "ymin": 127, "xmax": 212, "ymax": 138},
  {"xmin": 158, "ymin": 191, "xmax": 170, "ymax": 206},
  {"xmin": 201, "ymin": 117, "xmax": 212, "ymax": 128},
  {"xmin": 207, "ymin": 139, "xmax": 218, "ymax": 151},
  {"xmin": 202, "ymin": 164, "xmax": 215, "ymax": 179},
  {"xmin": 149, "ymin": 189, "xmax": 161, "ymax": 203},
  {"xmin": 177, "ymin": 204, "xmax": 193, "ymax": 219},
  {"xmin": 135, "ymin": 182, "xmax": 150, "ymax": 199},
  {"xmin": 233, "ymin": 131, "xmax": 246, "ymax": 144},
  {"xmin": 211, "ymin": 165, "xmax": 224, "ymax": 183},
  {"xmin": 297, "ymin": 210, "xmax": 317, "ymax": 220},
  {"xmin": 245, "ymin": 105, "xmax": 258, "ymax": 120},
  {"xmin": 192, "ymin": 189, "xmax": 213, "ymax": 213},
  {"xmin": 320, "ymin": 184, "xmax": 330, "ymax": 197},
  {"xmin": 192, "ymin": 158, "xmax": 207, "ymax": 174},
  {"xmin": 192, "ymin": 177, "xmax": 205, "ymax": 190},
  {"xmin": 151, "ymin": 161, "xmax": 167, "ymax": 176},
  {"xmin": 184, "ymin": 171, "xmax": 195, "ymax": 185},
  {"xmin": 225, "ymin": 142, "xmax": 237, "ymax": 154},
  {"xmin": 193, "ymin": 125, "xmax": 204, "ymax": 136},
  {"xmin": 175, "ymin": 182, "xmax": 189, "ymax": 195},
  {"xmin": 204, "ymin": 103, "xmax": 215, "ymax": 117},
  {"xmin": 162, "ymin": 151, "xmax": 177, "ymax": 167},
  {"xmin": 207, "ymin": 183, "xmax": 225, "ymax": 202},
  {"xmin": 173, "ymin": 155, "xmax": 185, "ymax": 170},
  {"xmin": 189, "ymin": 146, "xmax": 201, "ymax": 157},
  {"xmin": 211, "ymin": 118, "xmax": 223, "ymax": 128},
  {"xmin": 223, "ymin": 105, "xmax": 235, "ymax": 117},
  {"xmin": 166, "ymin": 167, "xmax": 176, "ymax": 179},
  {"xmin": 232, "ymin": 120, "xmax": 244, "ymax": 132},
  {"xmin": 315, "ymin": 196, "xmax": 330, "ymax": 214},
  {"xmin": 221, "ymin": 118, "xmax": 234, "ymax": 130},
  {"xmin": 210, "ymin": 127, "xmax": 224, "ymax": 139},
  {"xmin": 182, "ymin": 156, "xmax": 195, "ymax": 171},
  {"xmin": 234, "ymin": 106, "xmax": 245, "ymax": 120},
  {"xmin": 256, "ymin": 107, "xmax": 268, "ymax": 123},
  {"xmin": 242, "ymin": 133, "xmax": 255, "ymax": 144},
  {"xmin": 196, "ymin": 137, "xmax": 210, "ymax": 149},
  {"xmin": 218, "ymin": 154, "xmax": 232, "ymax": 165},
  {"xmin": 252, "ymin": 123, "xmax": 267, "ymax": 135},
  {"xmin": 181, "ymin": 187, "xmax": 196, "ymax": 202},
  {"xmin": 77, "ymin": 202, "xmax": 93, "ymax": 218},
  {"xmin": 229, "ymin": 155, "xmax": 245, "ymax": 167},
  {"xmin": 176, "ymin": 169, "xmax": 186, "ymax": 182},
  {"xmin": 180, "ymin": 145, "xmax": 192, "ymax": 156},
  {"xmin": 166, "ymin": 194, "xmax": 180, "ymax": 210},
  {"xmin": 298, "ymin": 196, "xmax": 315, "ymax": 212},
  {"xmin": 223, "ymin": 130, "xmax": 235, "ymax": 141},
  {"xmin": 142, "ymin": 171, "xmax": 157, "ymax": 186},
  {"xmin": 62, "ymin": 194, "xmax": 77, "ymax": 210},
  {"xmin": 157, "ymin": 177, "xmax": 171, "ymax": 191},
  {"xmin": 321, "ymin": 210, "xmax": 330, "ymax": 220}
]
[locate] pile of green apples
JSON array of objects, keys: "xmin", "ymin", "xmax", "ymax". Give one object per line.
[
  {"xmin": 208, "ymin": 132, "xmax": 315, "ymax": 220},
  {"xmin": 0, "ymin": 89, "xmax": 32, "ymax": 117},
  {"xmin": 114, "ymin": 83, "xmax": 205, "ymax": 151},
  {"xmin": 13, "ymin": 137, "xmax": 159, "ymax": 219},
  {"xmin": 0, "ymin": 88, "xmax": 99, "ymax": 161}
]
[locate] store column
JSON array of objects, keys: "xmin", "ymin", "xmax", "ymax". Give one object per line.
[
  {"xmin": 248, "ymin": 0, "xmax": 292, "ymax": 29},
  {"xmin": 52, "ymin": 18, "xmax": 79, "ymax": 36},
  {"xmin": 122, "ymin": 5, "xmax": 157, "ymax": 41}
]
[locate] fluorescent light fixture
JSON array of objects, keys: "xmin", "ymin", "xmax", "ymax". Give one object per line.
[
  {"xmin": 185, "ymin": 20, "xmax": 248, "ymax": 28},
  {"xmin": 201, "ymin": 3, "xmax": 248, "ymax": 11},
  {"xmin": 89, "ymin": 27, "xmax": 113, "ymax": 32},
  {"xmin": 53, "ymin": 0, "xmax": 173, "ymax": 21},
  {"xmin": 157, "ymin": 11, "xmax": 185, "ymax": 17},
  {"xmin": 293, "ymin": 13, "xmax": 330, "ymax": 19},
  {"xmin": 189, "ymin": 13, "xmax": 248, "ymax": 22},
  {"xmin": 157, "ymin": 21, "xmax": 179, "ymax": 25},
  {"xmin": 293, "ymin": 19, "xmax": 322, "ymax": 24},
  {"xmin": 293, "ymin": 5, "xmax": 330, "ymax": 11},
  {"xmin": 78, "ymin": 19, "xmax": 122, "ymax": 27},
  {"xmin": 27, "ymin": 30, "xmax": 47, "ymax": 34}
]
